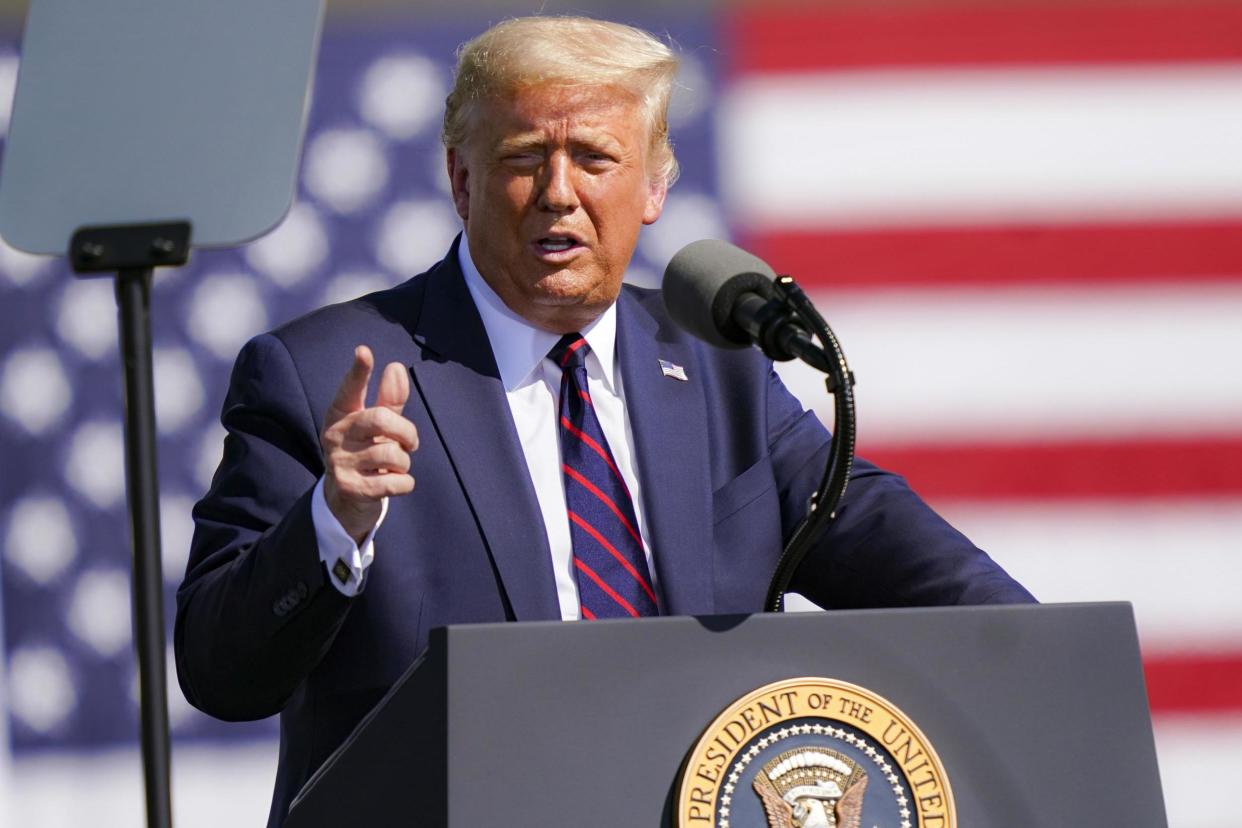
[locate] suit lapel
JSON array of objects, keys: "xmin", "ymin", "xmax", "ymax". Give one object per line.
[
  {"xmin": 618, "ymin": 291, "xmax": 715, "ymax": 616},
  {"xmin": 404, "ymin": 248, "xmax": 560, "ymax": 621}
]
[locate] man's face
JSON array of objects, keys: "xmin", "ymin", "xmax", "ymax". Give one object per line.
[{"xmin": 447, "ymin": 84, "xmax": 667, "ymax": 333}]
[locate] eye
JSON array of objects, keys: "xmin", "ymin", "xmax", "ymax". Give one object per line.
[
  {"xmin": 578, "ymin": 150, "xmax": 616, "ymax": 169},
  {"xmin": 500, "ymin": 151, "xmax": 543, "ymax": 169}
]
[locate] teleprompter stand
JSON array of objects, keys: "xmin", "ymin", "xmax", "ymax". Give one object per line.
[
  {"xmin": 285, "ymin": 603, "xmax": 1168, "ymax": 827},
  {"xmin": 70, "ymin": 220, "xmax": 192, "ymax": 828},
  {"xmin": 0, "ymin": 1, "xmax": 326, "ymax": 824}
]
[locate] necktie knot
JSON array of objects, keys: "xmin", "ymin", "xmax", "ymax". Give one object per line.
[{"xmin": 549, "ymin": 333, "xmax": 590, "ymax": 370}]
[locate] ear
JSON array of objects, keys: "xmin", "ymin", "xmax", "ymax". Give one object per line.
[
  {"xmin": 447, "ymin": 147, "xmax": 470, "ymax": 222},
  {"xmin": 642, "ymin": 175, "xmax": 668, "ymax": 225}
]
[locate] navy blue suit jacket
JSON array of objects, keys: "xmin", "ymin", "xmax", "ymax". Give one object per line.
[{"xmin": 175, "ymin": 241, "xmax": 1033, "ymax": 825}]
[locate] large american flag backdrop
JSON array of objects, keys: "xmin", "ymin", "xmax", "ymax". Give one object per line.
[{"xmin": 0, "ymin": 3, "xmax": 1238, "ymax": 825}]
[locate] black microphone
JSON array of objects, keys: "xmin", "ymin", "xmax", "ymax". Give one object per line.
[{"xmin": 662, "ymin": 239, "xmax": 831, "ymax": 371}]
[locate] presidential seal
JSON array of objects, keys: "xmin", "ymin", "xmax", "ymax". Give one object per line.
[{"xmin": 676, "ymin": 678, "xmax": 955, "ymax": 828}]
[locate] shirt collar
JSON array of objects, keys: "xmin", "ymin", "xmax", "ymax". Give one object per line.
[{"xmin": 457, "ymin": 236, "xmax": 619, "ymax": 393}]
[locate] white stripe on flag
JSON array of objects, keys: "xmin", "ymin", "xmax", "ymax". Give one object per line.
[
  {"xmin": 720, "ymin": 65, "xmax": 1242, "ymax": 227},
  {"xmin": 936, "ymin": 499, "xmax": 1242, "ymax": 654},
  {"xmin": 775, "ymin": 284, "xmax": 1242, "ymax": 442},
  {"xmin": 1154, "ymin": 714, "xmax": 1242, "ymax": 828}
]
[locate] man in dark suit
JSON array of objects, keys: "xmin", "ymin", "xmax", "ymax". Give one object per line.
[{"xmin": 175, "ymin": 16, "xmax": 1033, "ymax": 826}]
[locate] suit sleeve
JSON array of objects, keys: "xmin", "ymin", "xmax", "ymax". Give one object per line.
[
  {"xmin": 174, "ymin": 333, "xmax": 354, "ymax": 721},
  {"xmin": 764, "ymin": 369, "xmax": 1037, "ymax": 608}
]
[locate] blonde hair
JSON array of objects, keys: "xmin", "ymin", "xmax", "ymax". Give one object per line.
[{"xmin": 443, "ymin": 16, "xmax": 680, "ymax": 187}]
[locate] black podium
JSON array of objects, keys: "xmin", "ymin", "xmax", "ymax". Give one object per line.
[{"xmin": 285, "ymin": 602, "xmax": 1166, "ymax": 826}]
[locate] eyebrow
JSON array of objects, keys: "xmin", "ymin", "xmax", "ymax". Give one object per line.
[
  {"xmin": 495, "ymin": 130, "xmax": 624, "ymax": 154},
  {"xmin": 496, "ymin": 134, "xmax": 545, "ymax": 153}
]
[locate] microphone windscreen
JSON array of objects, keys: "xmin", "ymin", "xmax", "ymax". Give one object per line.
[{"xmin": 662, "ymin": 239, "xmax": 777, "ymax": 348}]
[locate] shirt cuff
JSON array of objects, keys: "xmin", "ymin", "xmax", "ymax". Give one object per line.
[{"xmin": 311, "ymin": 477, "xmax": 387, "ymax": 597}]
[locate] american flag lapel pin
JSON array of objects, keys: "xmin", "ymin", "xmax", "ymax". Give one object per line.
[{"xmin": 659, "ymin": 358, "xmax": 688, "ymax": 381}]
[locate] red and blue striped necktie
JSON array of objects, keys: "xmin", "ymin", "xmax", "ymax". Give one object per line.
[{"xmin": 549, "ymin": 333, "xmax": 660, "ymax": 619}]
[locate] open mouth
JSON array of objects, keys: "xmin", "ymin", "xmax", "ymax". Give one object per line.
[{"xmin": 535, "ymin": 236, "xmax": 582, "ymax": 254}]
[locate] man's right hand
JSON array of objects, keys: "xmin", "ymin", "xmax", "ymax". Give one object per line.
[{"xmin": 321, "ymin": 345, "xmax": 419, "ymax": 545}]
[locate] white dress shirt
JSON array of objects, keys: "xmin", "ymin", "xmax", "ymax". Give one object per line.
[{"xmin": 312, "ymin": 240, "xmax": 657, "ymax": 620}]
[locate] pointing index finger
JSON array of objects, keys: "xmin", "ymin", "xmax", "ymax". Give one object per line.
[{"xmin": 326, "ymin": 345, "xmax": 374, "ymax": 426}]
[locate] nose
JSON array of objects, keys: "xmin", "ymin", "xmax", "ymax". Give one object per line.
[{"xmin": 537, "ymin": 152, "xmax": 580, "ymax": 213}]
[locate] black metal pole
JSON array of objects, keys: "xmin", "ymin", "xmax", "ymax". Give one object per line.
[
  {"xmin": 764, "ymin": 276, "xmax": 857, "ymax": 612},
  {"xmin": 115, "ymin": 266, "xmax": 174, "ymax": 828}
]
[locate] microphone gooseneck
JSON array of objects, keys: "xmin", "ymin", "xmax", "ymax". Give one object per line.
[{"xmin": 662, "ymin": 239, "xmax": 857, "ymax": 612}]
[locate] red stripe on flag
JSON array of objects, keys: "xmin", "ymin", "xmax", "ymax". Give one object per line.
[
  {"xmin": 569, "ymin": 511, "xmax": 659, "ymax": 606},
  {"xmin": 860, "ymin": 436, "xmax": 1242, "ymax": 500},
  {"xmin": 574, "ymin": 556, "xmax": 640, "ymax": 617},
  {"xmin": 727, "ymin": 4, "xmax": 1242, "ymax": 73},
  {"xmin": 1145, "ymin": 652, "xmax": 1242, "ymax": 714},
  {"xmin": 743, "ymin": 221, "xmax": 1242, "ymax": 290}
]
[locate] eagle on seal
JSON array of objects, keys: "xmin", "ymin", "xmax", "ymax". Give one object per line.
[{"xmin": 752, "ymin": 754, "xmax": 868, "ymax": 828}]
